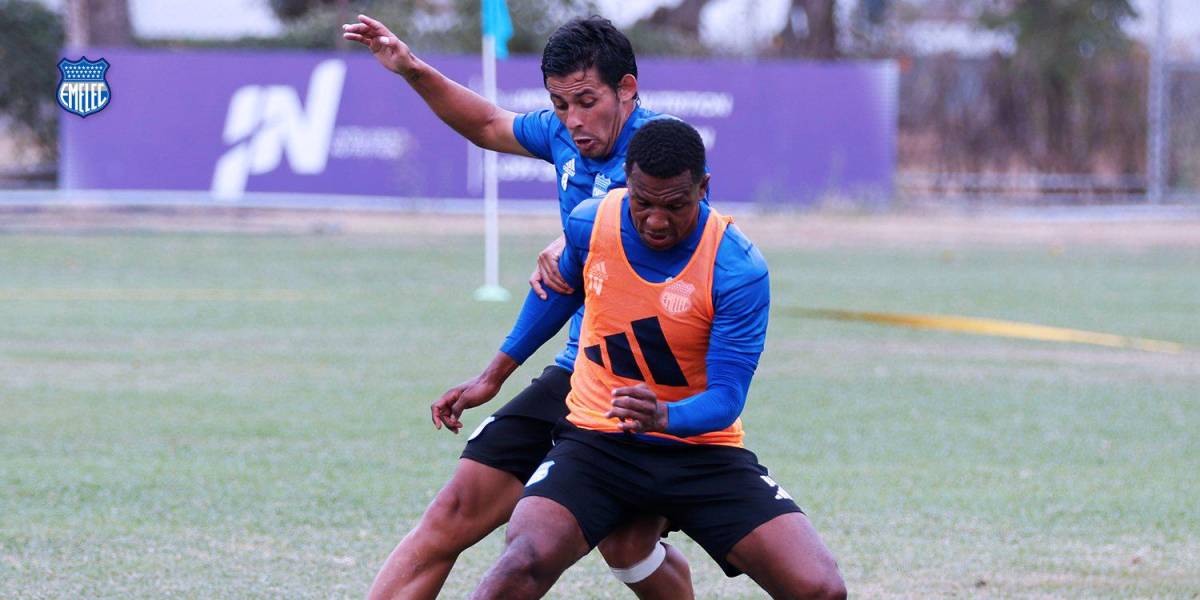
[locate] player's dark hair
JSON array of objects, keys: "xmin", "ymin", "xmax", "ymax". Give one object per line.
[
  {"xmin": 626, "ymin": 119, "xmax": 706, "ymax": 184},
  {"xmin": 541, "ymin": 16, "xmax": 637, "ymax": 94}
]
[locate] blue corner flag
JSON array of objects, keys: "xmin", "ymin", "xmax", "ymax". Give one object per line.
[{"xmin": 482, "ymin": 0, "xmax": 513, "ymax": 59}]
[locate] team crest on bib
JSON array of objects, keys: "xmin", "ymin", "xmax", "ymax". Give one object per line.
[
  {"xmin": 660, "ymin": 280, "xmax": 695, "ymax": 314},
  {"xmin": 57, "ymin": 57, "xmax": 111, "ymax": 118},
  {"xmin": 587, "ymin": 260, "xmax": 608, "ymax": 296}
]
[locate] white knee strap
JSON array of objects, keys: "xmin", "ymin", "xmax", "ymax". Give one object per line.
[{"xmin": 610, "ymin": 541, "xmax": 667, "ymax": 584}]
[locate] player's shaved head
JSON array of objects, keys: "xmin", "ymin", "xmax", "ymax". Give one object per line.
[
  {"xmin": 541, "ymin": 16, "xmax": 638, "ymax": 94},
  {"xmin": 626, "ymin": 119, "xmax": 707, "ymax": 184}
]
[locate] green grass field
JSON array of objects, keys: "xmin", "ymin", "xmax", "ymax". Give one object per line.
[{"xmin": 1, "ymin": 215, "xmax": 1198, "ymax": 598}]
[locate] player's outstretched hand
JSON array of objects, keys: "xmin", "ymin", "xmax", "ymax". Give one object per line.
[
  {"xmin": 607, "ymin": 384, "xmax": 668, "ymax": 434},
  {"xmin": 529, "ymin": 235, "xmax": 573, "ymax": 300},
  {"xmin": 342, "ymin": 14, "xmax": 414, "ymax": 75},
  {"xmin": 431, "ymin": 375, "xmax": 503, "ymax": 434}
]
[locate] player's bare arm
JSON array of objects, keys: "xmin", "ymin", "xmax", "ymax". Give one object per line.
[
  {"xmin": 430, "ymin": 352, "xmax": 520, "ymax": 433},
  {"xmin": 342, "ymin": 14, "xmax": 531, "ymax": 157},
  {"xmin": 529, "ymin": 234, "xmax": 574, "ymax": 300}
]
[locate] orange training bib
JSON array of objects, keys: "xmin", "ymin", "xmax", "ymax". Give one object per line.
[{"xmin": 566, "ymin": 188, "xmax": 744, "ymax": 447}]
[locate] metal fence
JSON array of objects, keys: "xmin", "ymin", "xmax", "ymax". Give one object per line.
[{"xmin": 893, "ymin": 0, "xmax": 1198, "ymax": 207}]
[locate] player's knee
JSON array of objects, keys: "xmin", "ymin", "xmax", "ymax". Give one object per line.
[
  {"xmin": 415, "ymin": 485, "xmax": 479, "ymax": 552},
  {"xmin": 662, "ymin": 542, "xmax": 691, "ymax": 578},
  {"xmin": 817, "ymin": 576, "xmax": 848, "ymax": 600},
  {"xmin": 597, "ymin": 523, "xmax": 662, "ymax": 568},
  {"xmin": 782, "ymin": 564, "xmax": 846, "ymax": 600},
  {"xmin": 809, "ymin": 573, "xmax": 847, "ymax": 600},
  {"xmin": 495, "ymin": 533, "xmax": 557, "ymax": 587},
  {"xmin": 604, "ymin": 540, "xmax": 677, "ymax": 587}
]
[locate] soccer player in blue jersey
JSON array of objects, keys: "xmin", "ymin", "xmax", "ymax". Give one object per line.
[
  {"xmin": 344, "ymin": 14, "xmax": 695, "ymax": 600},
  {"xmin": 447, "ymin": 119, "xmax": 846, "ymax": 600}
]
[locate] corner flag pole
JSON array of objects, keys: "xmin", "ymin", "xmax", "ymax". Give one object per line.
[{"xmin": 474, "ymin": 0, "xmax": 513, "ymax": 302}]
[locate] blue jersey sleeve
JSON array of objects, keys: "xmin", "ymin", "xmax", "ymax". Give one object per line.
[
  {"xmin": 556, "ymin": 198, "xmax": 599, "ymax": 287},
  {"xmin": 664, "ymin": 225, "xmax": 769, "ymax": 437},
  {"xmin": 498, "ymin": 200, "xmax": 596, "ymax": 363},
  {"xmin": 512, "ymin": 109, "xmax": 557, "ymax": 163},
  {"xmin": 664, "ymin": 357, "xmax": 756, "ymax": 438},
  {"xmin": 709, "ymin": 226, "xmax": 770, "ymax": 355},
  {"xmin": 498, "ymin": 287, "xmax": 582, "ymax": 364}
]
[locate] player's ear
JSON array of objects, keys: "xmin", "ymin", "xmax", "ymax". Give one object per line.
[
  {"xmin": 696, "ymin": 172, "xmax": 711, "ymax": 200},
  {"xmin": 617, "ymin": 74, "xmax": 637, "ymax": 103}
]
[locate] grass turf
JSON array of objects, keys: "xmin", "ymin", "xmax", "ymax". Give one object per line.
[{"xmin": 1, "ymin": 224, "xmax": 1197, "ymax": 598}]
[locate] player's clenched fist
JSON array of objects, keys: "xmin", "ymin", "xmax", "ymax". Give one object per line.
[
  {"xmin": 607, "ymin": 384, "xmax": 669, "ymax": 434},
  {"xmin": 342, "ymin": 14, "xmax": 414, "ymax": 76}
]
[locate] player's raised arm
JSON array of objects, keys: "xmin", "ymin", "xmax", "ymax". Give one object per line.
[{"xmin": 342, "ymin": 14, "xmax": 531, "ymax": 157}]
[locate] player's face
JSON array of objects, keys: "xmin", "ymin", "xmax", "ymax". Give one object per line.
[
  {"xmin": 627, "ymin": 165, "xmax": 710, "ymax": 251},
  {"xmin": 545, "ymin": 67, "xmax": 637, "ymax": 159}
]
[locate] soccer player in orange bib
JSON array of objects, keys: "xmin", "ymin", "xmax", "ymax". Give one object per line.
[{"xmin": 438, "ymin": 118, "xmax": 847, "ymax": 599}]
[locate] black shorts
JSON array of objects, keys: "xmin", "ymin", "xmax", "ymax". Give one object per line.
[
  {"xmin": 459, "ymin": 365, "xmax": 571, "ymax": 482},
  {"xmin": 493, "ymin": 365, "xmax": 572, "ymax": 422},
  {"xmin": 523, "ymin": 424, "xmax": 804, "ymax": 577}
]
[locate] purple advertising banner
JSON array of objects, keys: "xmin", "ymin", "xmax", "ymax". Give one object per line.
[{"xmin": 60, "ymin": 49, "xmax": 896, "ymax": 207}]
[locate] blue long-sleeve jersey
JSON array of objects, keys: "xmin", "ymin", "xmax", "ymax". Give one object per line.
[
  {"xmin": 500, "ymin": 194, "xmax": 770, "ymax": 438},
  {"xmin": 513, "ymin": 106, "xmax": 710, "ymax": 373}
]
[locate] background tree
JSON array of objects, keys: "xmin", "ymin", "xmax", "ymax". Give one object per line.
[
  {"xmin": 773, "ymin": 0, "xmax": 839, "ymax": 58},
  {"xmin": 0, "ymin": 0, "xmax": 65, "ymax": 164},
  {"xmin": 985, "ymin": 0, "xmax": 1137, "ymax": 170},
  {"xmin": 269, "ymin": 0, "xmax": 344, "ymax": 20},
  {"xmin": 846, "ymin": 0, "xmax": 889, "ymax": 57},
  {"xmin": 265, "ymin": 0, "xmax": 596, "ymax": 52},
  {"xmin": 623, "ymin": 0, "xmax": 712, "ymax": 56},
  {"xmin": 643, "ymin": 0, "xmax": 709, "ymax": 34},
  {"xmin": 65, "ymin": 0, "xmax": 132, "ymax": 47}
]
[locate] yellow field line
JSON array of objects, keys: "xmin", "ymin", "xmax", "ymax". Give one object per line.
[
  {"xmin": 788, "ymin": 308, "xmax": 1185, "ymax": 354},
  {"xmin": 0, "ymin": 288, "xmax": 317, "ymax": 302}
]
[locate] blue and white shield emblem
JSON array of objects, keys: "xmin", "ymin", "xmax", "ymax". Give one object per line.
[{"xmin": 57, "ymin": 57, "xmax": 111, "ymax": 118}]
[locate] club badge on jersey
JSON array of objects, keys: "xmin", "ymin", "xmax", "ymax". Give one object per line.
[
  {"xmin": 57, "ymin": 57, "xmax": 111, "ymax": 118},
  {"xmin": 591, "ymin": 173, "xmax": 612, "ymax": 198}
]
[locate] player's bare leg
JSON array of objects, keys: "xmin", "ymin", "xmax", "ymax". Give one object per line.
[
  {"xmin": 469, "ymin": 496, "xmax": 591, "ymax": 600},
  {"xmin": 367, "ymin": 458, "xmax": 524, "ymax": 600},
  {"xmin": 725, "ymin": 512, "xmax": 846, "ymax": 600},
  {"xmin": 598, "ymin": 514, "xmax": 694, "ymax": 600}
]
